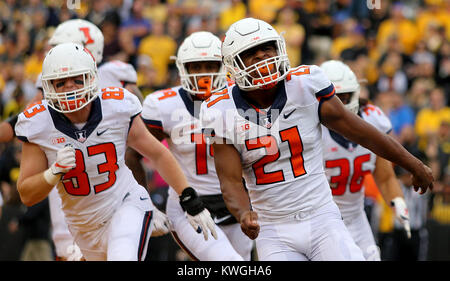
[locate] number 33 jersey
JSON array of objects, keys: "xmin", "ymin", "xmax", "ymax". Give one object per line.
[
  {"xmin": 322, "ymin": 104, "xmax": 392, "ymax": 217},
  {"xmin": 141, "ymin": 86, "xmax": 220, "ymax": 198},
  {"xmin": 15, "ymin": 87, "xmax": 152, "ymax": 231},
  {"xmin": 200, "ymin": 65, "xmax": 337, "ymax": 222}
]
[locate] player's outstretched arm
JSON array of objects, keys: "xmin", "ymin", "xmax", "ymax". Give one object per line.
[
  {"xmin": 17, "ymin": 143, "xmax": 76, "ymax": 206},
  {"xmin": 373, "ymin": 155, "xmax": 411, "ymax": 238},
  {"xmin": 128, "ymin": 115, "xmax": 218, "ymax": 240},
  {"xmin": 320, "ymin": 96, "xmax": 434, "ymax": 194},
  {"xmin": 213, "ymin": 142, "xmax": 260, "ymax": 240}
]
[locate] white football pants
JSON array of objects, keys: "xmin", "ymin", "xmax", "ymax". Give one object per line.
[
  {"xmin": 342, "ymin": 209, "xmax": 381, "ymax": 261},
  {"xmin": 69, "ymin": 185, "xmax": 153, "ymax": 261},
  {"xmin": 255, "ymin": 200, "xmax": 366, "ymax": 261},
  {"xmin": 166, "ymin": 194, "xmax": 253, "ymax": 261}
]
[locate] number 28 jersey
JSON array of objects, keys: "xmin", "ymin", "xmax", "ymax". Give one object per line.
[
  {"xmin": 141, "ymin": 86, "xmax": 220, "ymax": 197},
  {"xmin": 200, "ymin": 65, "xmax": 337, "ymax": 222},
  {"xmin": 15, "ymin": 87, "xmax": 152, "ymax": 232},
  {"xmin": 322, "ymin": 104, "xmax": 392, "ymax": 217}
]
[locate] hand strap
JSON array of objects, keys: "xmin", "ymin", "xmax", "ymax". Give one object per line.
[{"xmin": 179, "ymin": 187, "xmax": 205, "ymax": 216}]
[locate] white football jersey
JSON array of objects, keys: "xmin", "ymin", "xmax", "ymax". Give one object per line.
[
  {"xmin": 141, "ymin": 86, "xmax": 220, "ymax": 197},
  {"xmin": 322, "ymin": 104, "xmax": 392, "ymax": 217},
  {"xmin": 15, "ymin": 87, "xmax": 153, "ymax": 232},
  {"xmin": 97, "ymin": 60, "xmax": 137, "ymax": 89},
  {"xmin": 200, "ymin": 65, "xmax": 337, "ymax": 222}
]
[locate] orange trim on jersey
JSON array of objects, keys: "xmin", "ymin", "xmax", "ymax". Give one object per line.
[
  {"xmin": 206, "ymin": 93, "xmax": 230, "ymax": 108},
  {"xmin": 249, "ymin": 103, "xmax": 266, "ymax": 114},
  {"xmin": 316, "ymin": 88, "xmax": 335, "ymax": 102},
  {"xmin": 146, "ymin": 124, "xmax": 163, "ymax": 130}
]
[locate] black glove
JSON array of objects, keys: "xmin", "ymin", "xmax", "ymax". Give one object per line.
[
  {"xmin": 179, "ymin": 187, "xmax": 218, "ymax": 240},
  {"xmin": 179, "ymin": 187, "xmax": 205, "ymax": 216}
]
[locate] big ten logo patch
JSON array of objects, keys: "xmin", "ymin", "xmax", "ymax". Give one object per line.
[{"xmin": 52, "ymin": 137, "xmax": 66, "ymax": 145}]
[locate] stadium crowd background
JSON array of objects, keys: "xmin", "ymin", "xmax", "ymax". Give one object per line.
[{"xmin": 0, "ymin": 0, "xmax": 448, "ymax": 261}]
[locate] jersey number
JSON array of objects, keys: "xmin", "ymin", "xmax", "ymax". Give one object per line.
[
  {"xmin": 62, "ymin": 143, "xmax": 119, "ymax": 196},
  {"xmin": 23, "ymin": 101, "xmax": 46, "ymax": 118},
  {"xmin": 191, "ymin": 133, "xmax": 214, "ymax": 175},
  {"xmin": 325, "ymin": 154, "xmax": 371, "ymax": 196},
  {"xmin": 245, "ymin": 126, "xmax": 306, "ymax": 185}
]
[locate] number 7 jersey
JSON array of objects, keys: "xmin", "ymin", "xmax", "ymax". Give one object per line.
[
  {"xmin": 15, "ymin": 87, "xmax": 152, "ymax": 232},
  {"xmin": 200, "ymin": 65, "xmax": 337, "ymax": 222}
]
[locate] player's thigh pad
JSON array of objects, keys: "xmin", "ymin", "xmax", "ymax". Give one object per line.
[
  {"xmin": 309, "ymin": 202, "xmax": 366, "ymax": 261},
  {"xmin": 107, "ymin": 186, "xmax": 153, "ymax": 261}
]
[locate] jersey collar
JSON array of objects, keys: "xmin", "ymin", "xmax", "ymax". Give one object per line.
[
  {"xmin": 49, "ymin": 97, "xmax": 102, "ymax": 143},
  {"xmin": 232, "ymin": 81, "xmax": 287, "ymax": 128}
]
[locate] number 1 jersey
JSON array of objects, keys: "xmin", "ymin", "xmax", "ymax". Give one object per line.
[{"xmin": 141, "ymin": 86, "xmax": 221, "ymax": 198}]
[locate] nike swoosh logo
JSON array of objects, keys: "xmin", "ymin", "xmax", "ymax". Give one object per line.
[
  {"xmin": 283, "ymin": 109, "xmax": 296, "ymax": 119},
  {"xmin": 213, "ymin": 214, "xmax": 232, "ymax": 224},
  {"xmin": 97, "ymin": 128, "xmax": 109, "ymax": 136},
  {"xmin": 140, "ymin": 197, "xmax": 149, "ymax": 201},
  {"xmin": 228, "ymin": 40, "xmax": 234, "ymax": 46}
]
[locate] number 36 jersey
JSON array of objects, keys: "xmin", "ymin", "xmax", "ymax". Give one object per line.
[
  {"xmin": 200, "ymin": 65, "xmax": 337, "ymax": 222},
  {"xmin": 322, "ymin": 104, "xmax": 392, "ymax": 217},
  {"xmin": 15, "ymin": 87, "xmax": 153, "ymax": 232},
  {"xmin": 141, "ymin": 86, "xmax": 220, "ymax": 198}
]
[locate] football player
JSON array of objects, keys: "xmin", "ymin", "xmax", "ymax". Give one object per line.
[
  {"xmin": 141, "ymin": 31, "xmax": 252, "ymax": 260},
  {"xmin": 200, "ymin": 18, "xmax": 434, "ymax": 261},
  {"xmin": 36, "ymin": 19, "xmax": 162, "ymax": 261},
  {"xmin": 15, "ymin": 43, "xmax": 216, "ymax": 261},
  {"xmin": 320, "ymin": 60, "xmax": 411, "ymax": 261}
]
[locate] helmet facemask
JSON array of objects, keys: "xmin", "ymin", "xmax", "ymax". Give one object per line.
[
  {"xmin": 178, "ymin": 60, "xmax": 227, "ymax": 100},
  {"xmin": 43, "ymin": 71, "xmax": 98, "ymax": 113}
]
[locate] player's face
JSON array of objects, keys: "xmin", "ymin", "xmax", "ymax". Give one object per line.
[
  {"xmin": 186, "ymin": 61, "xmax": 221, "ymax": 93},
  {"xmin": 239, "ymin": 42, "xmax": 277, "ymax": 78},
  {"xmin": 186, "ymin": 61, "xmax": 220, "ymax": 75},
  {"xmin": 52, "ymin": 75, "xmax": 84, "ymax": 93},
  {"xmin": 51, "ymin": 74, "xmax": 88, "ymax": 112}
]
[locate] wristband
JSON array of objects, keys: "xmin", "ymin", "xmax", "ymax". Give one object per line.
[
  {"xmin": 43, "ymin": 168, "xmax": 61, "ymax": 186},
  {"xmin": 179, "ymin": 187, "xmax": 205, "ymax": 216}
]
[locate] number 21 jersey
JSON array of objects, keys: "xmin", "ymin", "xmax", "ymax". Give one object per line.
[{"xmin": 200, "ymin": 65, "xmax": 337, "ymax": 222}]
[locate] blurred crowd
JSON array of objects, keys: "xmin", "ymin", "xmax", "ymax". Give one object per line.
[{"xmin": 0, "ymin": 0, "xmax": 449, "ymax": 261}]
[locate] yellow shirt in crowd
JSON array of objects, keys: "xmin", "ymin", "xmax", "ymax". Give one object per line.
[{"xmin": 138, "ymin": 35, "xmax": 177, "ymax": 87}]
